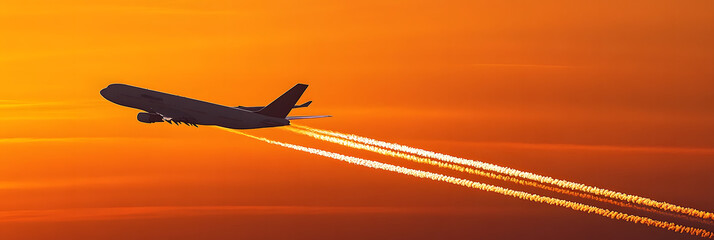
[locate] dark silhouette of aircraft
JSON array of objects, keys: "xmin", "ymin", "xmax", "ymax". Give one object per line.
[{"xmin": 100, "ymin": 83, "xmax": 330, "ymax": 129}]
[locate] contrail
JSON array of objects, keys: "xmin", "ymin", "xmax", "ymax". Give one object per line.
[
  {"xmin": 291, "ymin": 125, "xmax": 714, "ymax": 221},
  {"xmin": 222, "ymin": 128, "xmax": 713, "ymax": 238},
  {"xmin": 285, "ymin": 127, "xmax": 714, "ymax": 225}
]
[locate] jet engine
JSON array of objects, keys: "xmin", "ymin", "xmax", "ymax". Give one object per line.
[{"xmin": 137, "ymin": 112, "xmax": 163, "ymax": 123}]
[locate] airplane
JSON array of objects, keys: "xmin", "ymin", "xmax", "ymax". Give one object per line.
[{"xmin": 100, "ymin": 83, "xmax": 330, "ymax": 129}]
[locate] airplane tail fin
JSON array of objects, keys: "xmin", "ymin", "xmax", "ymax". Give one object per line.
[{"xmin": 257, "ymin": 84, "xmax": 308, "ymax": 118}]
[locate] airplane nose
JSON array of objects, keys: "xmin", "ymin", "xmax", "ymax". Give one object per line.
[{"xmin": 99, "ymin": 87, "xmax": 112, "ymax": 100}]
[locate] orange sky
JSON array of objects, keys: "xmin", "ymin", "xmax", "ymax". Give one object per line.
[{"xmin": 1, "ymin": 1, "xmax": 713, "ymax": 239}]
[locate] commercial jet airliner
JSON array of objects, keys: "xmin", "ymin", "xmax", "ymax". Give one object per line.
[{"xmin": 100, "ymin": 83, "xmax": 330, "ymax": 129}]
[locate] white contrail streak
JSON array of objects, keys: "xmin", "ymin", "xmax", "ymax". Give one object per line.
[
  {"xmin": 284, "ymin": 127, "xmax": 714, "ymax": 225},
  {"xmin": 290, "ymin": 125, "xmax": 714, "ymax": 221},
  {"xmin": 222, "ymin": 128, "xmax": 713, "ymax": 238}
]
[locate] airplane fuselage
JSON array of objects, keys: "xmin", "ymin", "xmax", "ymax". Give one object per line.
[{"xmin": 100, "ymin": 84, "xmax": 290, "ymax": 129}]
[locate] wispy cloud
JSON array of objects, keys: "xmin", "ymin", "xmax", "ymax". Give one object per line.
[
  {"xmin": 0, "ymin": 99, "xmax": 110, "ymax": 121},
  {"xmin": 0, "ymin": 100, "xmax": 63, "ymax": 109},
  {"xmin": 440, "ymin": 141, "xmax": 714, "ymax": 155},
  {"xmin": 0, "ymin": 100, "xmax": 100, "ymax": 109},
  {"xmin": 469, "ymin": 63, "xmax": 574, "ymax": 69},
  {"xmin": 0, "ymin": 175, "xmax": 151, "ymax": 190},
  {"xmin": 0, "ymin": 5, "xmax": 239, "ymax": 17},
  {"xmin": 0, "ymin": 137, "xmax": 110, "ymax": 144},
  {"xmin": 0, "ymin": 205, "xmax": 493, "ymax": 223}
]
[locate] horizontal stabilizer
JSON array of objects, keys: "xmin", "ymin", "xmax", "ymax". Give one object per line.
[
  {"xmin": 295, "ymin": 101, "xmax": 312, "ymax": 108},
  {"xmin": 286, "ymin": 115, "xmax": 332, "ymax": 120}
]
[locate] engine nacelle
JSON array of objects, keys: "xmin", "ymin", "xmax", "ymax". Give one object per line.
[{"xmin": 137, "ymin": 112, "xmax": 163, "ymax": 123}]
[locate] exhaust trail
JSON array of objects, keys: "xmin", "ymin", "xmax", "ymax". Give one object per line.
[
  {"xmin": 291, "ymin": 124, "xmax": 714, "ymax": 221},
  {"xmin": 285, "ymin": 127, "xmax": 714, "ymax": 225},
  {"xmin": 222, "ymin": 128, "xmax": 714, "ymax": 238}
]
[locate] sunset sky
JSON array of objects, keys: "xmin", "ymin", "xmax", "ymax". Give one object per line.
[{"xmin": 1, "ymin": 1, "xmax": 713, "ymax": 239}]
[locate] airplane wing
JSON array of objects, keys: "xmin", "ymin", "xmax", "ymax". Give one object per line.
[
  {"xmin": 286, "ymin": 115, "xmax": 332, "ymax": 120},
  {"xmin": 147, "ymin": 106, "xmax": 201, "ymax": 125}
]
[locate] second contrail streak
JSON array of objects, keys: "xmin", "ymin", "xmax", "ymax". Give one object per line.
[
  {"xmin": 222, "ymin": 128, "xmax": 713, "ymax": 238},
  {"xmin": 284, "ymin": 127, "xmax": 714, "ymax": 225},
  {"xmin": 291, "ymin": 124, "xmax": 714, "ymax": 221}
]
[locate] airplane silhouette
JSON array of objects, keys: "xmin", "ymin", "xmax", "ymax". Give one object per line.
[{"xmin": 100, "ymin": 83, "xmax": 330, "ymax": 129}]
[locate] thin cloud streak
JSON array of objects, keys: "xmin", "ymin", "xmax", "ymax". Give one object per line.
[
  {"xmin": 0, "ymin": 206, "xmax": 495, "ymax": 223},
  {"xmin": 469, "ymin": 63, "xmax": 574, "ymax": 69},
  {"xmin": 0, "ymin": 5, "xmax": 240, "ymax": 17},
  {"xmin": 0, "ymin": 100, "xmax": 111, "ymax": 121},
  {"xmin": 0, "ymin": 137, "xmax": 111, "ymax": 144},
  {"xmin": 440, "ymin": 141, "xmax": 714, "ymax": 155},
  {"xmin": 0, "ymin": 102, "xmax": 66, "ymax": 109},
  {"xmin": 0, "ymin": 100, "xmax": 101, "ymax": 109},
  {"xmin": 0, "ymin": 176, "xmax": 155, "ymax": 190}
]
